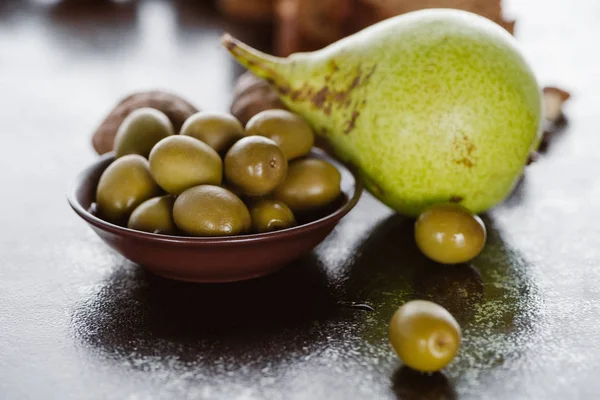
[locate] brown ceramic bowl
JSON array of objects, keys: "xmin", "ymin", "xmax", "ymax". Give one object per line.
[{"xmin": 68, "ymin": 148, "xmax": 362, "ymax": 283}]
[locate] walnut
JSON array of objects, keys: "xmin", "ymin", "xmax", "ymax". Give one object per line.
[
  {"xmin": 92, "ymin": 91, "xmax": 198, "ymax": 155},
  {"xmin": 230, "ymin": 71, "xmax": 287, "ymax": 126}
]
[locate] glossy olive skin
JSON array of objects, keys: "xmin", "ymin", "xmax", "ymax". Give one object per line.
[
  {"xmin": 180, "ymin": 111, "xmax": 244, "ymax": 153},
  {"xmin": 149, "ymin": 135, "xmax": 223, "ymax": 195},
  {"xmin": 127, "ymin": 195, "xmax": 177, "ymax": 235},
  {"xmin": 113, "ymin": 107, "xmax": 174, "ymax": 158},
  {"xmin": 273, "ymin": 158, "xmax": 341, "ymax": 212},
  {"xmin": 389, "ymin": 300, "xmax": 461, "ymax": 372},
  {"xmin": 249, "ymin": 199, "xmax": 296, "ymax": 233},
  {"xmin": 245, "ymin": 109, "xmax": 315, "ymax": 160},
  {"xmin": 96, "ymin": 155, "xmax": 161, "ymax": 223},
  {"xmin": 173, "ymin": 185, "xmax": 251, "ymax": 236},
  {"xmin": 224, "ymin": 136, "xmax": 287, "ymax": 197},
  {"xmin": 415, "ymin": 204, "xmax": 486, "ymax": 264}
]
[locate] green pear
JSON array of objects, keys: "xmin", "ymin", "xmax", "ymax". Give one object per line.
[{"xmin": 222, "ymin": 9, "xmax": 542, "ymax": 216}]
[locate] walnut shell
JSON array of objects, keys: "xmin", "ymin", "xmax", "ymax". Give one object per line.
[
  {"xmin": 92, "ymin": 91, "xmax": 198, "ymax": 155},
  {"xmin": 230, "ymin": 72, "xmax": 287, "ymax": 126}
]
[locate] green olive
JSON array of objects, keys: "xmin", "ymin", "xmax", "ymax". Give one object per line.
[
  {"xmin": 96, "ymin": 155, "xmax": 161, "ymax": 223},
  {"xmin": 249, "ymin": 199, "xmax": 296, "ymax": 233},
  {"xmin": 180, "ymin": 111, "xmax": 244, "ymax": 153},
  {"xmin": 224, "ymin": 136, "xmax": 287, "ymax": 197},
  {"xmin": 273, "ymin": 158, "xmax": 341, "ymax": 212},
  {"xmin": 149, "ymin": 135, "xmax": 223, "ymax": 195},
  {"xmin": 415, "ymin": 204, "xmax": 486, "ymax": 264},
  {"xmin": 173, "ymin": 185, "xmax": 251, "ymax": 236},
  {"xmin": 127, "ymin": 195, "xmax": 177, "ymax": 235},
  {"xmin": 388, "ymin": 300, "xmax": 461, "ymax": 372},
  {"xmin": 245, "ymin": 109, "xmax": 315, "ymax": 160},
  {"xmin": 113, "ymin": 107, "xmax": 174, "ymax": 158}
]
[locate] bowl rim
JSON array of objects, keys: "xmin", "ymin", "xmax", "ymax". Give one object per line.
[{"xmin": 67, "ymin": 149, "xmax": 363, "ymax": 246}]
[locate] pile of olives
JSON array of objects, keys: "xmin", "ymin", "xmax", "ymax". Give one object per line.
[{"xmin": 95, "ymin": 108, "xmax": 342, "ymax": 236}]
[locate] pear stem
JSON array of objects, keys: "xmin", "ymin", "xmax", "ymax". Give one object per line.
[{"xmin": 221, "ymin": 34, "xmax": 287, "ymax": 86}]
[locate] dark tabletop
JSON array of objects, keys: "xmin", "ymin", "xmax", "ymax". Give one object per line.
[{"xmin": 1, "ymin": 1, "xmax": 599, "ymax": 399}]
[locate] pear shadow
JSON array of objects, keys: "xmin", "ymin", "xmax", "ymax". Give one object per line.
[
  {"xmin": 341, "ymin": 212, "xmax": 542, "ymax": 370},
  {"xmin": 391, "ymin": 366, "xmax": 457, "ymax": 400},
  {"xmin": 412, "ymin": 262, "xmax": 484, "ymax": 325},
  {"xmin": 468, "ymin": 213, "xmax": 543, "ymax": 336},
  {"xmin": 72, "ymin": 253, "xmax": 346, "ymax": 365},
  {"xmin": 342, "ymin": 215, "xmax": 485, "ymax": 326}
]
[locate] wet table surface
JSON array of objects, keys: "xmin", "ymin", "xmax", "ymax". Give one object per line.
[{"xmin": 1, "ymin": 1, "xmax": 599, "ymax": 399}]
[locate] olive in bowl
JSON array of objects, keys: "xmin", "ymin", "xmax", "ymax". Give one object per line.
[{"xmin": 67, "ymin": 148, "xmax": 362, "ymax": 282}]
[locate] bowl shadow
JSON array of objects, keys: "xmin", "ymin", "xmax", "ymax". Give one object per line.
[{"xmin": 72, "ymin": 252, "xmax": 349, "ymax": 364}]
